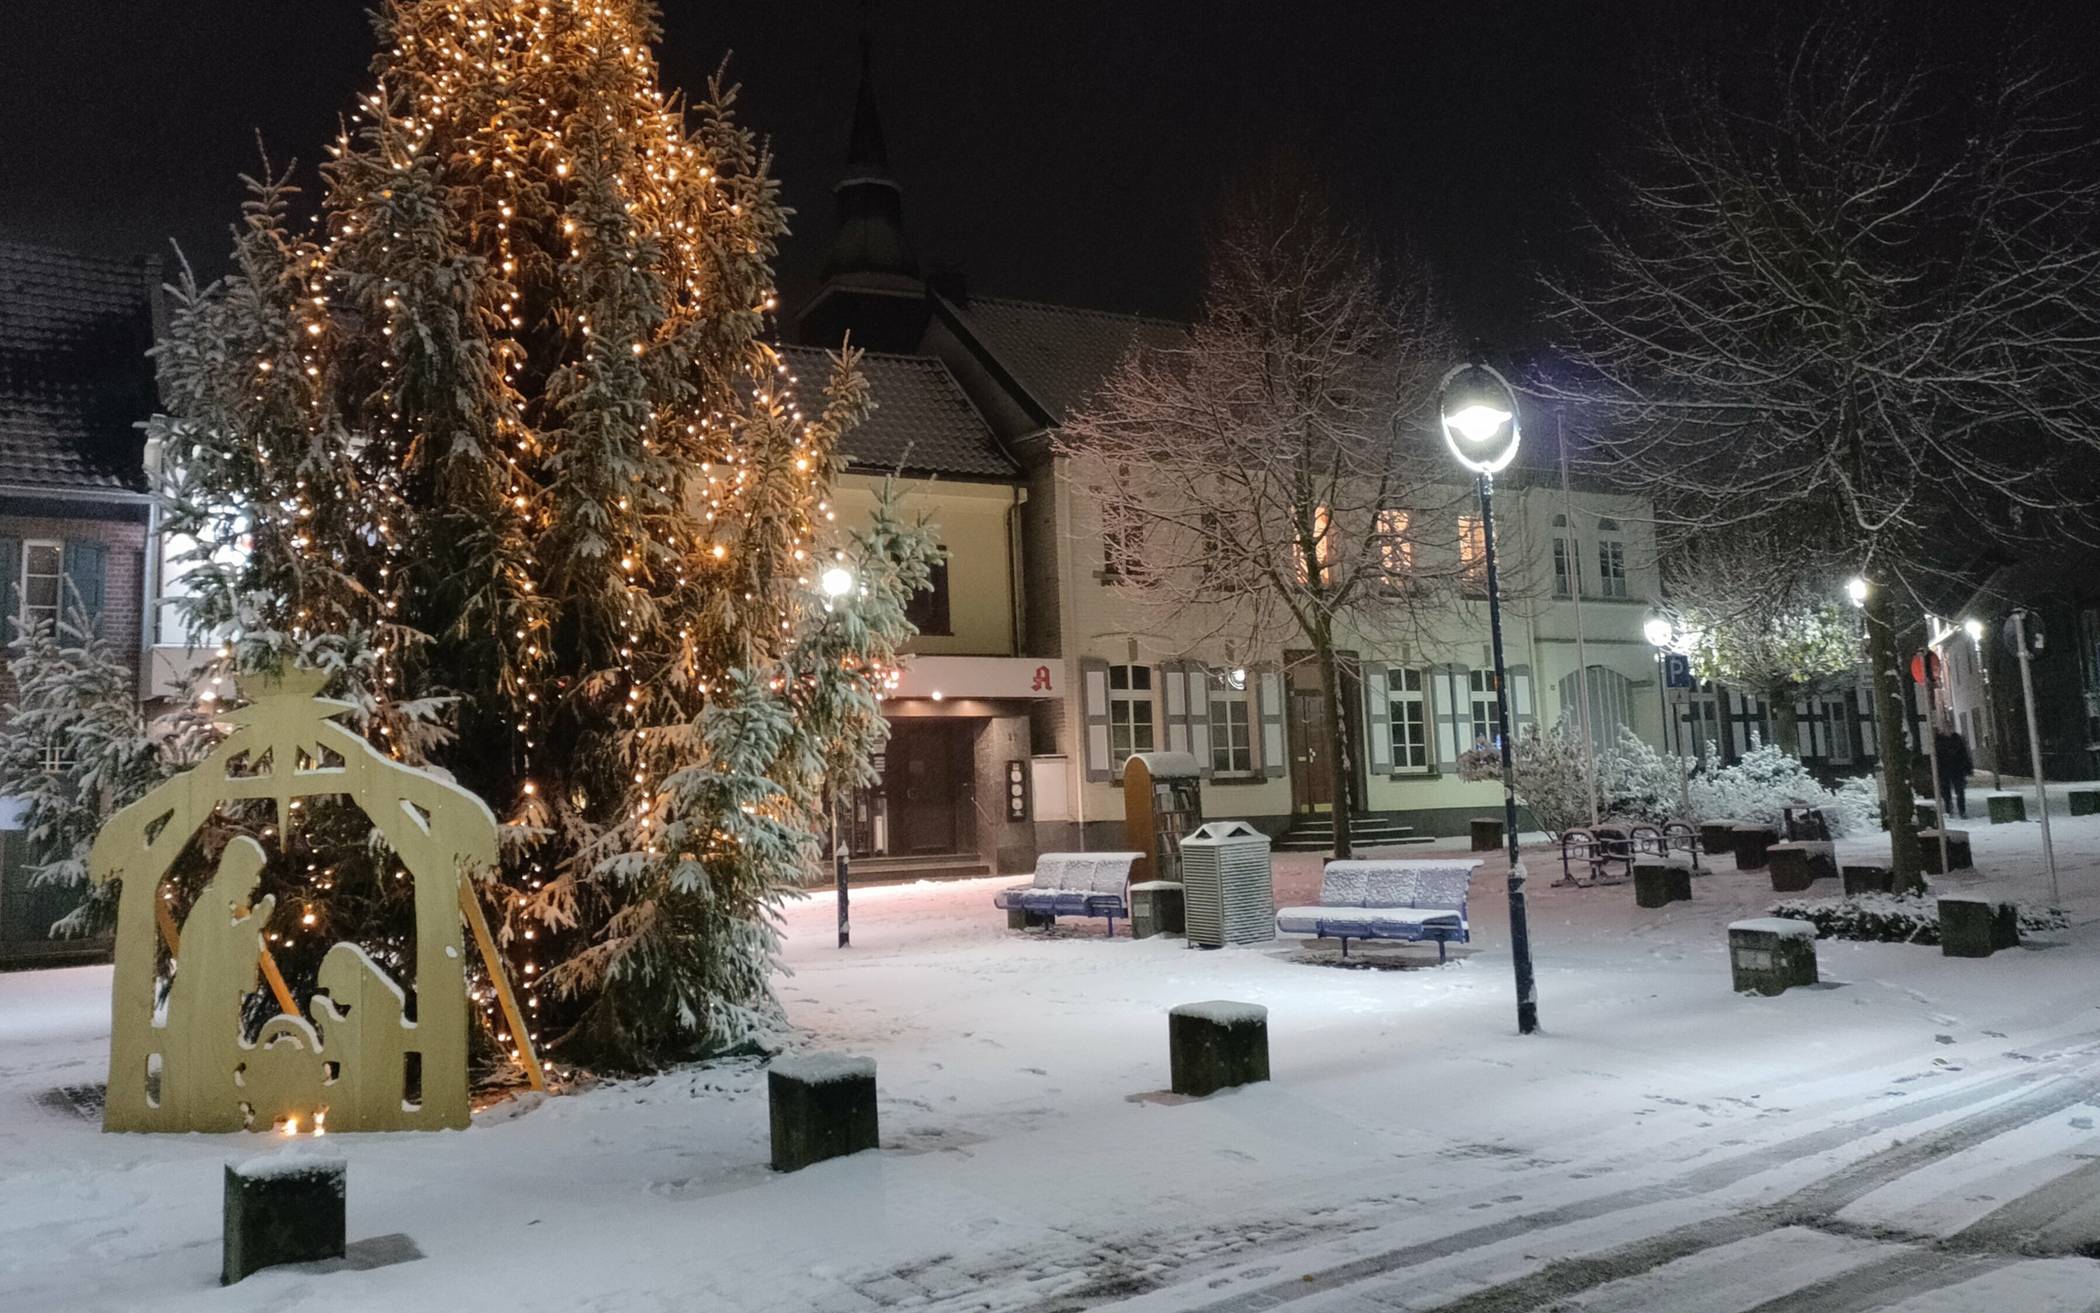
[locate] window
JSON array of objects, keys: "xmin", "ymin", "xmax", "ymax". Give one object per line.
[
  {"xmin": 1458, "ymin": 515, "xmax": 1486, "ymax": 588},
  {"xmin": 1295, "ymin": 505, "xmax": 1334, "ymax": 586},
  {"xmin": 40, "ymin": 740, "xmax": 70, "ymax": 775},
  {"xmin": 1208, "ymin": 669, "xmax": 1253, "ymax": 775},
  {"xmin": 1551, "ymin": 514, "xmax": 1577, "ymax": 597},
  {"xmin": 1103, "ymin": 517, "xmax": 1145, "ymax": 582},
  {"xmin": 1596, "ymin": 519, "xmax": 1627, "ymax": 598},
  {"xmin": 904, "ymin": 559, "xmax": 951, "ymax": 635},
  {"xmin": 1468, "ymin": 669, "xmax": 1499, "ymax": 747},
  {"xmin": 1108, "ymin": 664, "xmax": 1155, "ymax": 773},
  {"xmin": 1386, "ymin": 667, "xmax": 1429, "ymax": 771},
  {"xmin": 1376, "ymin": 508, "xmax": 1412, "ymax": 585},
  {"xmin": 20, "ymin": 540, "xmax": 61, "ymax": 634}
]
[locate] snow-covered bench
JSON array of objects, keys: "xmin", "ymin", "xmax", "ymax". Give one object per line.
[
  {"xmin": 1276, "ymin": 859, "xmax": 1480, "ymax": 961},
  {"xmin": 993, "ymin": 852, "xmax": 1144, "ymax": 936}
]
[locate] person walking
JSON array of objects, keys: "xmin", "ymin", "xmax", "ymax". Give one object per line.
[{"xmin": 1936, "ymin": 724, "xmax": 1974, "ymax": 819}]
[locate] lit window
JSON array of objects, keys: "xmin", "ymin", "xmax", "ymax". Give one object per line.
[
  {"xmin": 1386, "ymin": 667, "xmax": 1429, "ymax": 771},
  {"xmin": 1108, "ymin": 664, "xmax": 1155, "ymax": 773},
  {"xmin": 20, "ymin": 541, "xmax": 62, "ymax": 634},
  {"xmin": 1376, "ymin": 508, "xmax": 1411, "ymax": 585},
  {"xmin": 1208, "ymin": 670, "xmax": 1253, "ymax": 775},
  {"xmin": 1294, "ymin": 505, "xmax": 1334, "ymax": 586},
  {"xmin": 1458, "ymin": 516, "xmax": 1486, "ymax": 587}
]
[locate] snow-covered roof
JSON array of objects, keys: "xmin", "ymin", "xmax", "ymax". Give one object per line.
[
  {"xmin": 0, "ymin": 239, "xmax": 158, "ymax": 496},
  {"xmin": 777, "ymin": 344, "xmax": 1018, "ymax": 481},
  {"xmin": 950, "ymin": 295, "xmax": 1186, "ymax": 424}
]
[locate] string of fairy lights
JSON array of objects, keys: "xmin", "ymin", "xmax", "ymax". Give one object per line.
[{"xmin": 216, "ymin": 0, "xmax": 900, "ymax": 1064}]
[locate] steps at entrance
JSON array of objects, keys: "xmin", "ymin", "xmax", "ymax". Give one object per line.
[
  {"xmin": 1273, "ymin": 815, "xmax": 1436, "ymax": 853},
  {"xmin": 843, "ymin": 854, "xmax": 994, "ymax": 884}
]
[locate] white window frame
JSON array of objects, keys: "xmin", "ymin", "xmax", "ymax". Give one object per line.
[
  {"xmin": 1596, "ymin": 534, "xmax": 1628, "ymax": 598},
  {"xmin": 1468, "ymin": 669, "xmax": 1498, "ymax": 748},
  {"xmin": 1207, "ymin": 670, "xmax": 1254, "ymax": 776},
  {"xmin": 1386, "ymin": 667, "xmax": 1430, "ymax": 772},
  {"xmin": 1107, "ymin": 664, "xmax": 1155, "ymax": 776},
  {"xmin": 20, "ymin": 539, "xmax": 63, "ymax": 634}
]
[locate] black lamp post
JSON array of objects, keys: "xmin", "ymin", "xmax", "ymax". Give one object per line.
[
  {"xmin": 1436, "ymin": 361, "xmax": 1539, "ymax": 1035},
  {"xmin": 820, "ymin": 564, "xmax": 857, "ymax": 948}
]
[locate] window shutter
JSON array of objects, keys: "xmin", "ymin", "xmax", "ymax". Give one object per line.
[
  {"xmin": 1186, "ymin": 669, "xmax": 1213, "ymax": 778},
  {"xmin": 1256, "ymin": 670, "xmax": 1286, "ymax": 778},
  {"xmin": 1364, "ymin": 662, "xmax": 1391, "ymax": 774},
  {"xmin": 1163, "ymin": 660, "xmax": 1190, "ymax": 756},
  {"xmin": 1434, "ymin": 664, "xmax": 1467, "ymax": 768},
  {"xmin": 63, "ymin": 540, "xmax": 108, "ymax": 636},
  {"xmin": 0, "ymin": 537, "xmax": 18, "ymax": 643},
  {"xmin": 1509, "ymin": 664, "xmax": 1536, "ymax": 738},
  {"xmin": 1081, "ymin": 657, "xmax": 1112, "ymax": 783}
]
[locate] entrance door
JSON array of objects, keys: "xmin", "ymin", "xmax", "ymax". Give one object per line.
[
  {"xmin": 889, "ymin": 724, "xmax": 959, "ymax": 853},
  {"xmin": 1289, "ymin": 689, "xmax": 1334, "ymax": 813}
]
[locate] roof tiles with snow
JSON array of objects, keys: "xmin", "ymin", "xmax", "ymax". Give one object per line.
[{"xmin": 0, "ymin": 240, "xmax": 158, "ymax": 495}]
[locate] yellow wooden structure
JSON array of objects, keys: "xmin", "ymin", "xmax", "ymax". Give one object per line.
[{"xmin": 89, "ymin": 668, "xmax": 541, "ymax": 1133}]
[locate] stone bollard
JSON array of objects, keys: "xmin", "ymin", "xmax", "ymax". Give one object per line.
[
  {"xmin": 2070, "ymin": 789, "xmax": 2100, "ymax": 817},
  {"xmin": 1987, "ymin": 794, "xmax": 2027, "ymax": 824},
  {"xmin": 1470, "ymin": 817, "xmax": 1504, "ymax": 853},
  {"xmin": 1842, "ymin": 864, "xmax": 1895, "ymax": 896},
  {"xmin": 1169, "ymin": 1001, "xmax": 1270, "ymax": 1097},
  {"xmin": 1919, "ymin": 829, "xmax": 1973, "ymax": 875},
  {"xmin": 1728, "ymin": 919, "xmax": 1819, "ymax": 996},
  {"xmin": 1767, "ymin": 841, "xmax": 1836, "ymax": 893},
  {"xmin": 1699, "ymin": 821, "xmax": 1740, "ymax": 860},
  {"xmin": 769, "ymin": 1053, "xmax": 879, "ymax": 1172},
  {"xmin": 1914, "ymin": 802, "xmax": 1941, "ymax": 832},
  {"xmin": 1007, "ymin": 907, "xmax": 1054, "ymax": 930},
  {"xmin": 223, "ymin": 1154, "xmax": 347, "ymax": 1285},
  {"xmin": 1939, "ymin": 897, "xmax": 2019, "ymax": 958},
  {"xmin": 1733, "ymin": 824, "xmax": 1777, "ymax": 871},
  {"xmin": 1129, "ymin": 881, "xmax": 1185, "ymax": 940},
  {"xmin": 1633, "ymin": 860, "xmax": 1691, "ymax": 908}
]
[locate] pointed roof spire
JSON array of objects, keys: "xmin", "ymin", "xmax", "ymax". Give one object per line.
[
  {"xmin": 820, "ymin": 17, "xmax": 919, "ymax": 286},
  {"xmin": 846, "ymin": 26, "xmax": 890, "ymax": 176}
]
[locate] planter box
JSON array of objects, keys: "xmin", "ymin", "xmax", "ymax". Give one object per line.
[
  {"xmin": 1169, "ymin": 1001, "xmax": 1270, "ymax": 1097},
  {"xmin": 1939, "ymin": 896, "xmax": 2019, "ymax": 958},
  {"xmin": 769, "ymin": 1053, "xmax": 879, "ymax": 1172},
  {"xmin": 1987, "ymin": 794, "xmax": 2027, "ymax": 824},
  {"xmin": 1728, "ymin": 918, "xmax": 1818, "ymax": 996}
]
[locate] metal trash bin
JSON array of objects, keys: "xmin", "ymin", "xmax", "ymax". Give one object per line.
[{"xmin": 1180, "ymin": 820, "xmax": 1275, "ymax": 947}]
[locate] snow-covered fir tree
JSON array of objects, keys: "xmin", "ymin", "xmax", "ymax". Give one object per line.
[{"xmin": 144, "ymin": 0, "xmax": 928, "ymax": 1070}]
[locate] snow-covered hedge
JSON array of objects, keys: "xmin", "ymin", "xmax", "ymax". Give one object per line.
[{"xmin": 1767, "ymin": 893, "xmax": 2068, "ymax": 945}]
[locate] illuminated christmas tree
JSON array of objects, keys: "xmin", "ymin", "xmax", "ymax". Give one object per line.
[{"xmin": 147, "ymin": 0, "xmax": 929, "ymax": 1070}]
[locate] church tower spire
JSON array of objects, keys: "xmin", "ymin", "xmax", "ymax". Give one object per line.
[{"xmin": 820, "ymin": 29, "xmax": 920, "ymax": 287}]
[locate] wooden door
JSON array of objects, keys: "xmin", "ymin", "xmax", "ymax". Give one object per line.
[
  {"xmin": 892, "ymin": 726, "xmax": 958, "ymax": 853},
  {"xmin": 1288, "ymin": 688, "xmax": 1333, "ymax": 813}
]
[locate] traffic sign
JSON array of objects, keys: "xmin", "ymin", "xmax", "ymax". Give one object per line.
[{"xmin": 1662, "ymin": 652, "xmax": 1695, "ymax": 690}]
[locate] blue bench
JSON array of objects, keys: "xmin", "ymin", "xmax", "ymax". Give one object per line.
[
  {"xmin": 994, "ymin": 852, "xmax": 1144, "ymax": 935},
  {"xmin": 1275, "ymin": 859, "xmax": 1479, "ymax": 961}
]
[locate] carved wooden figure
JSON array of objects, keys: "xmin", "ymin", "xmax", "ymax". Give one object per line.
[{"xmin": 89, "ymin": 669, "xmax": 508, "ymax": 1133}]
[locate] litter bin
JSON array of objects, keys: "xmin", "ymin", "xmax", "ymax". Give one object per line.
[{"xmin": 1180, "ymin": 820, "xmax": 1275, "ymax": 947}]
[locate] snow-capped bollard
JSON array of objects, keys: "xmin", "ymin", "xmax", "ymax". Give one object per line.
[
  {"xmin": 1987, "ymin": 794, "xmax": 2027, "ymax": 824},
  {"xmin": 1919, "ymin": 829, "xmax": 1973, "ymax": 874},
  {"xmin": 1914, "ymin": 802, "xmax": 1942, "ymax": 832},
  {"xmin": 1169, "ymin": 1001, "xmax": 1270, "ymax": 1097},
  {"xmin": 1842, "ymin": 864, "xmax": 1895, "ymax": 896},
  {"xmin": 2071, "ymin": 789, "xmax": 2100, "ymax": 817},
  {"xmin": 1728, "ymin": 918, "xmax": 1818, "ymax": 996},
  {"xmin": 1470, "ymin": 817, "xmax": 1504, "ymax": 852},
  {"xmin": 1698, "ymin": 821, "xmax": 1739, "ymax": 859},
  {"xmin": 222, "ymin": 1153, "xmax": 346, "ymax": 1285},
  {"xmin": 1732, "ymin": 824, "xmax": 1777, "ymax": 871},
  {"xmin": 1129, "ymin": 881, "xmax": 1185, "ymax": 939},
  {"xmin": 1939, "ymin": 896, "xmax": 2019, "ymax": 958},
  {"xmin": 1633, "ymin": 860, "xmax": 1690, "ymax": 908},
  {"xmin": 769, "ymin": 1053, "xmax": 879, "ymax": 1172},
  {"xmin": 1007, "ymin": 907, "xmax": 1053, "ymax": 930},
  {"xmin": 1767, "ymin": 841, "xmax": 1836, "ymax": 893}
]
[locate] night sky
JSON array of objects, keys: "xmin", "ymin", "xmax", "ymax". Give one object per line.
[{"xmin": 2, "ymin": 3, "xmax": 2095, "ymax": 344}]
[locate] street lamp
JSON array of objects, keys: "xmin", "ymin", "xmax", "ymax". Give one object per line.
[
  {"xmin": 1846, "ymin": 577, "xmax": 1869, "ymax": 608},
  {"xmin": 1436, "ymin": 361, "xmax": 1537, "ymax": 1036},
  {"xmin": 822, "ymin": 563, "xmax": 857, "ymax": 947}
]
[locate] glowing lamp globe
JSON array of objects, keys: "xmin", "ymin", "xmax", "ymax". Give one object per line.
[
  {"xmin": 819, "ymin": 565, "xmax": 855, "ymax": 599},
  {"xmin": 1963, "ymin": 618, "xmax": 1984, "ymax": 643},
  {"xmin": 1435, "ymin": 362, "xmax": 1522, "ymax": 475},
  {"xmin": 1643, "ymin": 617, "xmax": 1673, "ymax": 649},
  {"xmin": 1846, "ymin": 577, "xmax": 1868, "ymax": 608}
]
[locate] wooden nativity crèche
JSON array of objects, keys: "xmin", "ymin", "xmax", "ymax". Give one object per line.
[{"xmin": 89, "ymin": 668, "xmax": 515, "ymax": 1133}]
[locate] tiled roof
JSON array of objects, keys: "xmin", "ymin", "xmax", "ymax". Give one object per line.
[
  {"xmin": 953, "ymin": 295, "xmax": 1186, "ymax": 423},
  {"xmin": 777, "ymin": 344, "xmax": 1018, "ymax": 480},
  {"xmin": 0, "ymin": 240, "xmax": 157, "ymax": 494}
]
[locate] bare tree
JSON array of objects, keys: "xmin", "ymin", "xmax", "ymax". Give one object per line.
[
  {"xmin": 1058, "ymin": 180, "xmax": 1460, "ymax": 858},
  {"xmin": 1663, "ymin": 531, "xmax": 1859, "ymax": 757},
  {"xmin": 1541, "ymin": 14, "xmax": 2100, "ymax": 889}
]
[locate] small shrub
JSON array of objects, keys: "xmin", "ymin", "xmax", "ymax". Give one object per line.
[{"xmin": 1768, "ymin": 893, "xmax": 2069, "ymax": 945}]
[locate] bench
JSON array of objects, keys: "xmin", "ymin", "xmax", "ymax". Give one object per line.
[
  {"xmin": 1275, "ymin": 859, "xmax": 1480, "ymax": 961},
  {"xmin": 993, "ymin": 852, "xmax": 1143, "ymax": 935}
]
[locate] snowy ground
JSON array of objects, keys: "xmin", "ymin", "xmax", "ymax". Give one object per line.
[{"xmin": 7, "ymin": 809, "xmax": 2100, "ymax": 1311}]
